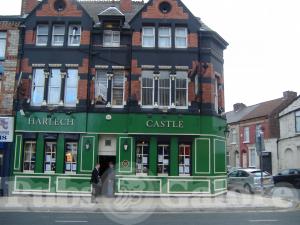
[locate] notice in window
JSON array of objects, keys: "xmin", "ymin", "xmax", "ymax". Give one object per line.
[
  {"xmin": 158, "ymin": 155, "xmax": 163, "ymax": 163},
  {"xmin": 46, "ymin": 155, "xmax": 51, "ymax": 162},
  {"xmin": 45, "ymin": 164, "xmax": 51, "ymax": 171},
  {"xmin": 184, "ymin": 167, "xmax": 190, "ymax": 174},
  {"xmin": 163, "ymin": 159, "xmax": 169, "ymax": 165},
  {"xmin": 179, "ymin": 166, "xmax": 184, "ymax": 174},
  {"xmin": 66, "ymin": 163, "xmax": 71, "ymax": 171},
  {"xmin": 142, "ymin": 157, "xmax": 148, "ymax": 164},
  {"xmin": 184, "ymin": 158, "xmax": 190, "ymax": 165},
  {"xmin": 137, "ymin": 164, "xmax": 142, "ymax": 170},
  {"xmin": 72, "ymin": 164, "xmax": 77, "ymax": 171}
]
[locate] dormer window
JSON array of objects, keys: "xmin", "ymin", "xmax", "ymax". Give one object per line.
[
  {"xmin": 68, "ymin": 25, "xmax": 81, "ymax": 46},
  {"xmin": 103, "ymin": 30, "xmax": 120, "ymax": 47}
]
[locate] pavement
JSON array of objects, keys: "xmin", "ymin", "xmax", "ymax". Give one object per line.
[{"xmin": 0, "ymin": 191, "xmax": 299, "ymax": 213}]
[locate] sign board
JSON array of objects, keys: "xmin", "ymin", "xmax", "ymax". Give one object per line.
[{"xmin": 0, "ymin": 117, "xmax": 14, "ymax": 143}]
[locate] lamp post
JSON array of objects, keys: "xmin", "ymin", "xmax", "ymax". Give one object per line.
[{"xmin": 256, "ymin": 130, "xmax": 265, "ymax": 193}]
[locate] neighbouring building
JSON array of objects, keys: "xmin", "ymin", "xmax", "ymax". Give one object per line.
[
  {"xmin": 11, "ymin": 0, "xmax": 228, "ymax": 196},
  {"xmin": 226, "ymin": 91, "xmax": 297, "ymax": 174},
  {"xmin": 0, "ymin": 16, "xmax": 22, "ymax": 195},
  {"xmin": 278, "ymin": 96, "xmax": 300, "ymax": 170}
]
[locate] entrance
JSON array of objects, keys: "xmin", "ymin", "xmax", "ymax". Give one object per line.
[{"xmin": 98, "ymin": 156, "xmax": 116, "ymax": 176}]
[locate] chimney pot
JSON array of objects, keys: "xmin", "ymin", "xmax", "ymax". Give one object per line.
[
  {"xmin": 283, "ymin": 91, "xmax": 297, "ymax": 99},
  {"xmin": 233, "ymin": 103, "xmax": 246, "ymax": 112}
]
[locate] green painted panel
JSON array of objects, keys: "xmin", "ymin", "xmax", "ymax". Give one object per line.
[
  {"xmin": 168, "ymin": 180, "xmax": 209, "ymax": 193},
  {"xmin": 194, "ymin": 138, "xmax": 210, "ymax": 175},
  {"xmin": 214, "ymin": 179, "xmax": 227, "ymax": 191},
  {"xmin": 214, "ymin": 139, "xmax": 226, "ymax": 174},
  {"xmin": 13, "ymin": 135, "xmax": 23, "ymax": 171},
  {"xmin": 80, "ymin": 135, "xmax": 97, "ymax": 173},
  {"xmin": 118, "ymin": 178, "xmax": 161, "ymax": 193},
  {"xmin": 170, "ymin": 137, "xmax": 179, "ymax": 176},
  {"xmin": 15, "ymin": 112, "xmax": 87, "ymax": 133},
  {"xmin": 56, "ymin": 134, "xmax": 65, "ymax": 174},
  {"xmin": 56, "ymin": 177, "xmax": 91, "ymax": 192},
  {"xmin": 117, "ymin": 137, "xmax": 135, "ymax": 175},
  {"xmin": 35, "ymin": 133, "xmax": 44, "ymax": 173},
  {"xmin": 15, "ymin": 176, "xmax": 50, "ymax": 191},
  {"xmin": 149, "ymin": 137, "xmax": 157, "ymax": 176}
]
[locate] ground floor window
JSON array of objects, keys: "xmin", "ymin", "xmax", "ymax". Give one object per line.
[
  {"xmin": 136, "ymin": 142, "xmax": 149, "ymax": 175},
  {"xmin": 44, "ymin": 142, "xmax": 56, "ymax": 172},
  {"xmin": 65, "ymin": 142, "xmax": 78, "ymax": 173},
  {"xmin": 179, "ymin": 144, "xmax": 191, "ymax": 176},
  {"xmin": 158, "ymin": 144, "xmax": 169, "ymax": 175},
  {"xmin": 23, "ymin": 141, "xmax": 36, "ymax": 172},
  {"xmin": 249, "ymin": 148, "xmax": 256, "ymax": 168}
]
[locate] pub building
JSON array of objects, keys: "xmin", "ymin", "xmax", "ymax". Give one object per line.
[{"xmin": 12, "ymin": 0, "xmax": 228, "ymax": 196}]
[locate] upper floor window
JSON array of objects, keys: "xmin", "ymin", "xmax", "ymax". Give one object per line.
[
  {"xmin": 296, "ymin": 111, "xmax": 300, "ymax": 133},
  {"xmin": 31, "ymin": 69, "xmax": 45, "ymax": 106},
  {"xmin": 255, "ymin": 124, "xmax": 262, "ymax": 139},
  {"xmin": 95, "ymin": 70, "xmax": 108, "ymax": 104},
  {"xmin": 158, "ymin": 71, "xmax": 170, "ymax": 106},
  {"xmin": 36, "ymin": 25, "xmax": 49, "ymax": 46},
  {"xmin": 158, "ymin": 27, "xmax": 171, "ymax": 48},
  {"xmin": 68, "ymin": 25, "xmax": 81, "ymax": 46},
  {"xmin": 141, "ymin": 71, "xmax": 154, "ymax": 107},
  {"xmin": 214, "ymin": 75, "xmax": 221, "ymax": 113},
  {"xmin": 175, "ymin": 72, "xmax": 188, "ymax": 107},
  {"xmin": 103, "ymin": 30, "xmax": 120, "ymax": 47},
  {"xmin": 231, "ymin": 128, "xmax": 237, "ymax": 144},
  {"xmin": 142, "ymin": 27, "xmax": 155, "ymax": 48},
  {"xmin": 48, "ymin": 69, "xmax": 62, "ymax": 105},
  {"xmin": 0, "ymin": 32, "xmax": 7, "ymax": 59},
  {"xmin": 112, "ymin": 72, "xmax": 125, "ymax": 106},
  {"xmin": 52, "ymin": 25, "xmax": 65, "ymax": 46},
  {"xmin": 64, "ymin": 69, "xmax": 78, "ymax": 107},
  {"xmin": 175, "ymin": 27, "xmax": 188, "ymax": 48},
  {"xmin": 243, "ymin": 127, "xmax": 250, "ymax": 143}
]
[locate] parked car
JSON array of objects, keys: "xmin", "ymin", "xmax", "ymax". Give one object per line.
[
  {"xmin": 273, "ymin": 169, "xmax": 300, "ymax": 189},
  {"xmin": 228, "ymin": 168, "xmax": 274, "ymax": 194}
]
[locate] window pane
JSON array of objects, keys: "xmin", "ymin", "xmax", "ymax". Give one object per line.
[
  {"xmin": 65, "ymin": 142, "xmax": 77, "ymax": 173},
  {"xmin": 175, "ymin": 28, "xmax": 187, "ymax": 36},
  {"xmin": 53, "ymin": 25, "xmax": 65, "ymax": 35},
  {"xmin": 142, "ymin": 27, "xmax": 155, "ymax": 47},
  {"xmin": 31, "ymin": 69, "xmax": 45, "ymax": 106},
  {"xmin": 37, "ymin": 25, "xmax": 49, "ymax": 35},
  {"xmin": 0, "ymin": 32, "xmax": 6, "ymax": 58},
  {"xmin": 23, "ymin": 142, "xmax": 36, "ymax": 172},
  {"xmin": 296, "ymin": 113, "xmax": 300, "ymax": 132},
  {"xmin": 143, "ymin": 27, "xmax": 154, "ymax": 35},
  {"xmin": 65, "ymin": 70, "xmax": 78, "ymax": 106},
  {"xmin": 66, "ymin": 69, "xmax": 78, "ymax": 87},
  {"xmin": 112, "ymin": 74, "xmax": 124, "ymax": 106},
  {"xmin": 95, "ymin": 71, "xmax": 108, "ymax": 102},
  {"xmin": 53, "ymin": 36, "xmax": 64, "ymax": 45},
  {"xmin": 159, "ymin": 27, "xmax": 170, "ymax": 36},
  {"xmin": 159, "ymin": 37, "xmax": 171, "ymax": 48},
  {"xmin": 36, "ymin": 36, "xmax": 48, "ymax": 45},
  {"xmin": 175, "ymin": 37, "xmax": 187, "ymax": 48},
  {"xmin": 143, "ymin": 37, "xmax": 155, "ymax": 47},
  {"xmin": 175, "ymin": 72, "xmax": 187, "ymax": 107},
  {"xmin": 44, "ymin": 142, "xmax": 56, "ymax": 172},
  {"xmin": 48, "ymin": 69, "xmax": 61, "ymax": 104},
  {"xmin": 159, "ymin": 72, "xmax": 170, "ymax": 106}
]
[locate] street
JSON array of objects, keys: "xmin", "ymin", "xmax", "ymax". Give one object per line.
[{"xmin": 0, "ymin": 210, "xmax": 300, "ymax": 225}]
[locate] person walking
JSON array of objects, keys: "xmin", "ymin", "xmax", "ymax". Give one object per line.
[
  {"xmin": 90, "ymin": 163, "xmax": 101, "ymax": 203},
  {"xmin": 102, "ymin": 162, "xmax": 115, "ymax": 197}
]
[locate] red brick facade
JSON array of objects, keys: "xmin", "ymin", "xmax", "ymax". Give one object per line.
[{"xmin": 36, "ymin": 0, "xmax": 82, "ymax": 17}]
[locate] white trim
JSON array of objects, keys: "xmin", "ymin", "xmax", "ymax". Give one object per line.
[
  {"xmin": 14, "ymin": 135, "xmax": 23, "ymax": 171},
  {"xmin": 14, "ymin": 172, "xmax": 90, "ymax": 177},
  {"xmin": 12, "ymin": 192, "xmax": 91, "ymax": 197},
  {"xmin": 214, "ymin": 139, "xmax": 227, "ymax": 174},
  {"xmin": 142, "ymin": 27, "xmax": 155, "ymax": 48},
  {"xmin": 167, "ymin": 179, "xmax": 210, "ymax": 194},
  {"xmin": 118, "ymin": 137, "xmax": 133, "ymax": 173},
  {"xmin": 80, "ymin": 136, "xmax": 95, "ymax": 173},
  {"xmin": 214, "ymin": 179, "xmax": 227, "ymax": 192},
  {"xmin": 15, "ymin": 130, "xmax": 86, "ymax": 134},
  {"xmin": 115, "ymin": 175, "xmax": 227, "ymax": 179},
  {"xmin": 14, "ymin": 176, "xmax": 51, "ymax": 193},
  {"xmin": 56, "ymin": 177, "xmax": 92, "ymax": 193},
  {"xmin": 114, "ymin": 191, "xmax": 227, "ymax": 197},
  {"xmin": 118, "ymin": 178, "xmax": 162, "ymax": 193},
  {"xmin": 194, "ymin": 138, "xmax": 211, "ymax": 174}
]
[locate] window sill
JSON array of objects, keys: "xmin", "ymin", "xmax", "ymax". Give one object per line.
[{"xmin": 243, "ymin": 141, "xmax": 250, "ymax": 144}]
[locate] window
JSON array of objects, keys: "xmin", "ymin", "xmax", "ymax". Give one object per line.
[
  {"xmin": 141, "ymin": 71, "xmax": 154, "ymax": 106},
  {"xmin": 249, "ymin": 148, "xmax": 256, "ymax": 168},
  {"xmin": 158, "ymin": 27, "xmax": 171, "ymax": 48},
  {"xmin": 44, "ymin": 142, "xmax": 56, "ymax": 173},
  {"xmin": 36, "ymin": 25, "xmax": 49, "ymax": 46},
  {"xmin": 296, "ymin": 111, "xmax": 300, "ymax": 133},
  {"xmin": 175, "ymin": 27, "xmax": 187, "ymax": 48},
  {"xmin": 231, "ymin": 128, "xmax": 237, "ymax": 144},
  {"xmin": 68, "ymin": 25, "xmax": 81, "ymax": 46},
  {"xmin": 112, "ymin": 72, "xmax": 124, "ymax": 106},
  {"xmin": 0, "ymin": 32, "xmax": 7, "ymax": 59},
  {"xmin": 48, "ymin": 69, "xmax": 62, "ymax": 105},
  {"xmin": 103, "ymin": 30, "xmax": 120, "ymax": 47},
  {"xmin": 243, "ymin": 127, "xmax": 250, "ymax": 143},
  {"xmin": 255, "ymin": 124, "xmax": 262, "ymax": 139},
  {"xmin": 52, "ymin": 25, "xmax": 65, "ymax": 46},
  {"xmin": 179, "ymin": 145, "xmax": 191, "ymax": 176},
  {"xmin": 136, "ymin": 142, "xmax": 149, "ymax": 175},
  {"xmin": 237, "ymin": 170, "xmax": 249, "ymax": 178},
  {"xmin": 31, "ymin": 69, "xmax": 45, "ymax": 106},
  {"xmin": 214, "ymin": 75, "xmax": 220, "ymax": 113},
  {"xmin": 158, "ymin": 71, "xmax": 170, "ymax": 107},
  {"xmin": 175, "ymin": 72, "xmax": 188, "ymax": 107},
  {"xmin": 23, "ymin": 141, "xmax": 36, "ymax": 172},
  {"xmin": 142, "ymin": 27, "xmax": 155, "ymax": 48},
  {"xmin": 64, "ymin": 69, "xmax": 78, "ymax": 107},
  {"xmin": 65, "ymin": 142, "xmax": 77, "ymax": 173},
  {"xmin": 158, "ymin": 144, "xmax": 169, "ymax": 175},
  {"xmin": 95, "ymin": 70, "xmax": 108, "ymax": 104},
  {"xmin": 105, "ymin": 140, "xmax": 111, "ymax": 146}
]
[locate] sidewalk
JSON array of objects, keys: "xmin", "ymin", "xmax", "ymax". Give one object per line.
[{"xmin": 0, "ymin": 191, "xmax": 297, "ymax": 213}]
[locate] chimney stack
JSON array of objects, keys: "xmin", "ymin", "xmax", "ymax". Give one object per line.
[
  {"xmin": 120, "ymin": 0, "xmax": 132, "ymax": 12},
  {"xmin": 21, "ymin": 0, "xmax": 40, "ymax": 15},
  {"xmin": 233, "ymin": 103, "xmax": 246, "ymax": 112},
  {"xmin": 283, "ymin": 91, "xmax": 297, "ymax": 99}
]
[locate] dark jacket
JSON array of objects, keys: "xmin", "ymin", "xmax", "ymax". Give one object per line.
[{"xmin": 90, "ymin": 168, "xmax": 100, "ymax": 184}]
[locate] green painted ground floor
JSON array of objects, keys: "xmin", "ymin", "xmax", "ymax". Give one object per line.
[{"xmin": 10, "ymin": 112, "xmax": 227, "ymax": 196}]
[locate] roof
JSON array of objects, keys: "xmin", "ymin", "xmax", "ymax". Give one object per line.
[
  {"xmin": 226, "ymin": 104, "xmax": 258, "ymax": 124},
  {"xmin": 98, "ymin": 6, "xmax": 124, "ymax": 16},
  {"xmin": 0, "ymin": 15, "xmax": 23, "ymax": 22}
]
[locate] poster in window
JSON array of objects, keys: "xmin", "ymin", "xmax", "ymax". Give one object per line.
[
  {"xmin": 72, "ymin": 164, "xmax": 77, "ymax": 171},
  {"xmin": 142, "ymin": 157, "xmax": 148, "ymax": 164},
  {"xmin": 46, "ymin": 155, "xmax": 51, "ymax": 162},
  {"xmin": 66, "ymin": 163, "xmax": 71, "ymax": 171},
  {"xmin": 137, "ymin": 164, "xmax": 142, "ymax": 170},
  {"xmin": 158, "ymin": 155, "xmax": 163, "ymax": 163},
  {"xmin": 163, "ymin": 159, "xmax": 169, "ymax": 165},
  {"xmin": 184, "ymin": 167, "xmax": 190, "ymax": 174},
  {"xmin": 179, "ymin": 166, "xmax": 184, "ymax": 174},
  {"xmin": 45, "ymin": 164, "xmax": 51, "ymax": 171},
  {"xmin": 184, "ymin": 158, "xmax": 190, "ymax": 165}
]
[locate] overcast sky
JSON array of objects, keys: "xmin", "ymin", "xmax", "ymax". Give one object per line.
[{"xmin": 1, "ymin": 0, "xmax": 299, "ymax": 111}]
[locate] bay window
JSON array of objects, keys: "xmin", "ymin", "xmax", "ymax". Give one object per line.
[
  {"xmin": 112, "ymin": 72, "xmax": 124, "ymax": 106},
  {"xmin": 44, "ymin": 142, "xmax": 56, "ymax": 173},
  {"xmin": 48, "ymin": 69, "xmax": 61, "ymax": 105},
  {"xmin": 95, "ymin": 70, "xmax": 108, "ymax": 104},
  {"xmin": 65, "ymin": 142, "xmax": 77, "ymax": 173},
  {"xmin": 52, "ymin": 25, "xmax": 65, "ymax": 46},
  {"xmin": 64, "ymin": 69, "xmax": 78, "ymax": 107},
  {"xmin": 103, "ymin": 30, "xmax": 120, "ymax": 47},
  {"xmin": 158, "ymin": 144, "xmax": 169, "ymax": 175},
  {"xmin": 31, "ymin": 69, "xmax": 45, "ymax": 106},
  {"xmin": 23, "ymin": 141, "xmax": 36, "ymax": 172},
  {"xmin": 158, "ymin": 27, "xmax": 171, "ymax": 48},
  {"xmin": 136, "ymin": 142, "xmax": 149, "ymax": 175},
  {"xmin": 175, "ymin": 72, "xmax": 188, "ymax": 107},
  {"xmin": 142, "ymin": 27, "xmax": 155, "ymax": 48},
  {"xmin": 158, "ymin": 71, "xmax": 170, "ymax": 107},
  {"xmin": 175, "ymin": 27, "xmax": 188, "ymax": 48},
  {"xmin": 0, "ymin": 31, "xmax": 6, "ymax": 59},
  {"xmin": 179, "ymin": 145, "xmax": 191, "ymax": 176},
  {"xmin": 141, "ymin": 71, "xmax": 154, "ymax": 106},
  {"xmin": 68, "ymin": 25, "xmax": 81, "ymax": 46},
  {"xmin": 296, "ymin": 111, "xmax": 300, "ymax": 133},
  {"xmin": 36, "ymin": 25, "xmax": 49, "ymax": 46}
]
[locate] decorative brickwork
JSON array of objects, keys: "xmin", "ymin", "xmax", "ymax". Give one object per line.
[
  {"xmin": 132, "ymin": 32, "xmax": 141, "ymax": 46},
  {"xmin": 36, "ymin": 0, "xmax": 82, "ymax": 17}
]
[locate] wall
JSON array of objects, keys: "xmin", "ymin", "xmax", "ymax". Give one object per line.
[{"xmin": 278, "ymin": 136, "xmax": 300, "ymax": 170}]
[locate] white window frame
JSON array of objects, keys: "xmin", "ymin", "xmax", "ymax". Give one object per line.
[
  {"xmin": 214, "ymin": 75, "xmax": 220, "ymax": 113},
  {"xmin": 175, "ymin": 72, "xmax": 188, "ymax": 109},
  {"xmin": 103, "ymin": 30, "xmax": 120, "ymax": 47},
  {"xmin": 31, "ymin": 68, "xmax": 45, "ymax": 106},
  {"xmin": 95, "ymin": 70, "xmax": 109, "ymax": 105},
  {"xmin": 231, "ymin": 128, "xmax": 237, "ymax": 145},
  {"xmin": 36, "ymin": 25, "xmax": 49, "ymax": 46},
  {"xmin": 175, "ymin": 27, "xmax": 188, "ymax": 48},
  {"xmin": 158, "ymin": 71, "xmax": 171, "ymax": 108},
  {"xmin": 157, "ymin": 144, "xmax": 169, "ymax": 176},
  {"xmin": 65, "ymin": 142, "xmax": 78, "ymax": 174},
  {"xmin": 243, "ymin": 127, "xmax": 250, "ymax": 143},
  {"xmin": 158, "ymin": 27, "xmax": 171, "ymax": 48},
  {"xmin": 52, "ymin": 25, "xmax": 65, "ymax": 46},
  {"xmin": 136, "ymin": 143, "xmax": 149, "ymax": 176},
  {"xmin": 44, "ymin": 142, "xmax": 56, "ymax": 173},
  {"xmin": 142, "ymin": 27, "xmax": 155, "ymax": 48},
  {"xmin": 179, "ymin": 144, "xmax": 191, "ymax": 176},
  {"xmin": 111, "ymin": 72, "xmax": 125, "ymax": 108},
  {"xmin": 48, "ymin": 69, "xmax": 62, "ymax": 105},
  {"xmin": 0, "ymin": 31, "xmax": 7, "ymax": 59},
  {"xmin": 23, "ymin": 141, "xmax": 36, "ymax": 173},
  {"xmin": 249, "ymin": 148, "xmax": 256, "ymax": 168},
  {"xmin": 64, "ymin": 69, "xmax": 78, "ymax": 107},
  {"xmin": 296, "ymin": 111, "xmax": 300, "ymax": 133},
  {"xmin": 141, "ymin": 71, "xmax": 154, "ymax": 108},
  {"xmin": 68, "ymin": 25, "xmax": 81, "ymax": 46}
]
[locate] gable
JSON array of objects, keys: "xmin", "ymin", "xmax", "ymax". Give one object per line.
[{"xmin": 280, "ymin": 96, "xmax": 300, "ymax": 117}]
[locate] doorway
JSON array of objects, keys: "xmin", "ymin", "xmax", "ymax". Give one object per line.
[{"xmin": 98, "ymin": 156, "xmax": 116, "ymax": 176}]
